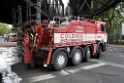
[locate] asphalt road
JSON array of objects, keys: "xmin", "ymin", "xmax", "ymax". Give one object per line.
[{"xmin": 10, "ymin": 47, "xmax": 124, "ymax": 83}]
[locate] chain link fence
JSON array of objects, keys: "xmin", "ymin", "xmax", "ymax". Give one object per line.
[{"xmin": 108, "ymin": 28, "xmax": 124, "ymax": 44}]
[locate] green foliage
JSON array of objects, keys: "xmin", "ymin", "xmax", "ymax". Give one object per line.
[
  {"xmin": 98, "ymin": 0, "xmax": 108, "ymax": 8},
  {"xmin": 0, "ymin": 23, "xmax": 11, "ymax": 35},
  {"xmin": 94, "ymin": 1, "xmax": 124, "ymax": 43},
  {"xmin": 94, "ymin": 1, "xmax": 124, "ymax": 30},
  {"xmin": 11, "ymin": 27, "xmax": 18, "ymax": 33},
  {"xmin": 117, "ymin": 39, "xmax": 124, "ymax": 44}
]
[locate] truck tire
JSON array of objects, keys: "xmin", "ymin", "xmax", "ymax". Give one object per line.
[
  {"xmin": 95, "ymin": 46, "xmax": 101, "ymax": 58},
  {"xmin": 71, "ymin": 48, "xmax": 82, "ymax": 65},
  {"xmin": 53, "ymin": 50, "xmax": 68, "ymax": 70},
  {"xmin": 83, "ymin": 47, "xmax": 91, "ymax": 62}
]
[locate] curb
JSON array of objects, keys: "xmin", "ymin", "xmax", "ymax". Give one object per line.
[{"xmin": 108, "ymin": 44, "xmax": 124, "ymax": 48}]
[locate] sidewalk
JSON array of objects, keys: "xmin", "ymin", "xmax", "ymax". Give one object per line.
[{"xmin": 108, "ymin": 44, "xmax": 124, "ymax": 48}]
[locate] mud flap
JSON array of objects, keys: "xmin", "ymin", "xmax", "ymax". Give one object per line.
[{"xmin": 23, "ymin": 46, "xmax": 33, "ymax": 64}]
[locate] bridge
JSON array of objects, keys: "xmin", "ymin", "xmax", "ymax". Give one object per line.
[{"xmin": 0, "ymin": 0, "xmax": 123, "ymax": 25}]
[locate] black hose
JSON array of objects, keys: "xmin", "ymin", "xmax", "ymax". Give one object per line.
[{"xmin": 0, "ymin": 73, "xmax": 2, "ymax": 83}]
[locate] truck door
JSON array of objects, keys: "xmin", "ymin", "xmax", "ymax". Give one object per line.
[
  {"xmin": 96, "ymin": 24, "xmax": 107, "ymax": 42},
  {"xmin": 85, "ymin": 23, "xmax": 96, "ymax": 43}
]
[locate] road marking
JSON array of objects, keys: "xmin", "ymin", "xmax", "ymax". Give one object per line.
[
  {"xmin": 67, "ymin": 62, "xmax": 106, "ymax": 73},
  {"xmin": 28, "ymin": 59, "xmax": 123, "ymax": 82},
  {"xmin": 27, "ymin": 59, "xmax": 124, "ymax": 82},
  {"xmin": 81, "ymin": 62, "xmax": 106, "ymax": 70},
  {"xmin": 119, "ymin": 54, "xmax": 124, "ymax": 58},
  {"xmin": 59, "ymin": 70, "xmax": 69, "ymax": 75},
  {"xmin": 28, "ymin": 74, "xmax": 56, "ymax": 82},
  {"xmin": 91, "ymin": 59, "xmax": 124, "ymax": 69},
  {"xmin": 107, "ymin": 62, "xmax": 124, "ymax": 69},
  {"xmin": 67, "ymin": 68, "xmax": 81, "ymax": 73},
  {"xmin": 28, "ymin": 61, "xmax": 106, "ymax": 82},
  {"xmin": 28, "ymin": 70, "xmax": 69, "ymax": 82},
  {"xmin": 110, "ymin": 50, "xmax": 113, "ymax": 51}
]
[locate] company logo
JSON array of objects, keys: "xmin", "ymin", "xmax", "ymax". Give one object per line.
[{"xmin": 60, "ymin": 33, "xmax": 83, "ymax": 42}]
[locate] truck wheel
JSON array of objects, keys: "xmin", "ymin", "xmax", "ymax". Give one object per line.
[
  {"xmin": 71, "ymin": 48, "xmax": 82, "ymax": 65},
  {"xmin": 95, "ymin": 46, "xmax": 101, "ymax": 58},
  {"xmin": 53, "ymin": 50, "xmax": 68, "ymax": 70},
  {"xmin": 83, "ymin": 47, "xmax": 91, "ymax": 62}
]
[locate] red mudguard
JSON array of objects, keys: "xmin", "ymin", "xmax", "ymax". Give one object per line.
[{"xmin": 23, "ymin": 36, "xmax": 33, "ymax": 64}]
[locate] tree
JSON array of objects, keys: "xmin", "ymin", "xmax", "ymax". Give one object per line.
[
  {"xmin": 94, "ymin": 1, "xmax": 124, "ymax": 30},
  {"xmin": 94, "ymin": 1, "xmax": 124, "ymax": 42},
  {"xmin": 0, "ymin": 23, "xmax": 11, "ymax": 35},
  {"xmin": 11, "ymin": 27, "xmax": 18, "ymax": 33}
]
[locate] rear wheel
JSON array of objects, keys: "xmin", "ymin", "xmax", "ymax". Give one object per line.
[
  {"xmin": 71, "ymin": 48, "xmax": 82, "ymax": 65},
  {"xmin": 53, "ymin": 50, "xmax": 68, "ymax": 70},
  {"xmin": 83, "ymin": 47, "xmax": 91, "ymax": 62}
]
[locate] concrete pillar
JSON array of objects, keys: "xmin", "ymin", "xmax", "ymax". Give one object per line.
[{"xmin": 36, "ymin": 0, "xmax": 41, "ymax": 24}]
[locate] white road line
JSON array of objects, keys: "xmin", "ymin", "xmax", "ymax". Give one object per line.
[
  {"xmin": 28, "ymin": 74, "xmax": 56, "ymax": 83},
  {"xmin": 120, "ymin": 54, "xmax": 124, "ymax": 58},
  {"xmin": 110, "ymin": 50, "xmax": 113, "ymax": 51},
  {"xmin": 27, "ymin": 60, "xmax": 108, "ymax": 82},
  {"xmin": 59, "ymin": 70, "xmax": 69, "ymax": 75},
  {"xmin": 67, "ymin": 68, "xmax": 81, "ymax": 73},
  {"xmin": 67, "ymin": 62, "xmax": 106, "ymax": 73},
  {"xmin": 90, "ymin": 59, "xmax": 104, "ymax": 63},
  {"xmin": 91, "ymin": 59, "xmax": 124, "ymax": 69},
  {"xmin": 107, "ymin": 62, "xmax": 124, "ymax": 69},
  {"xmin": 81, "ymin": 62, "xmax": 107, "ymax": 70},
  {"xmin": 28, "ymin": 70, "xmax": 69, "ymax": 82}
]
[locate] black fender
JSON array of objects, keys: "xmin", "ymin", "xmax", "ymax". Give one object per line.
[
  {"xmin": 102, "ymin": 42, "xmax": 107, "ymax": 52},
  {"xmin": 97, "ymin": 42, "xmax": 107, "ymax": 52},
  {"xmin": 51, "ymin": 48, "xmax": 69, "ymax": 64}
]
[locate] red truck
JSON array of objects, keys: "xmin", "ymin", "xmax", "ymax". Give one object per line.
[{"xmin": 22, "ymin": 17, "xmax": 107, "ymax": 70}]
